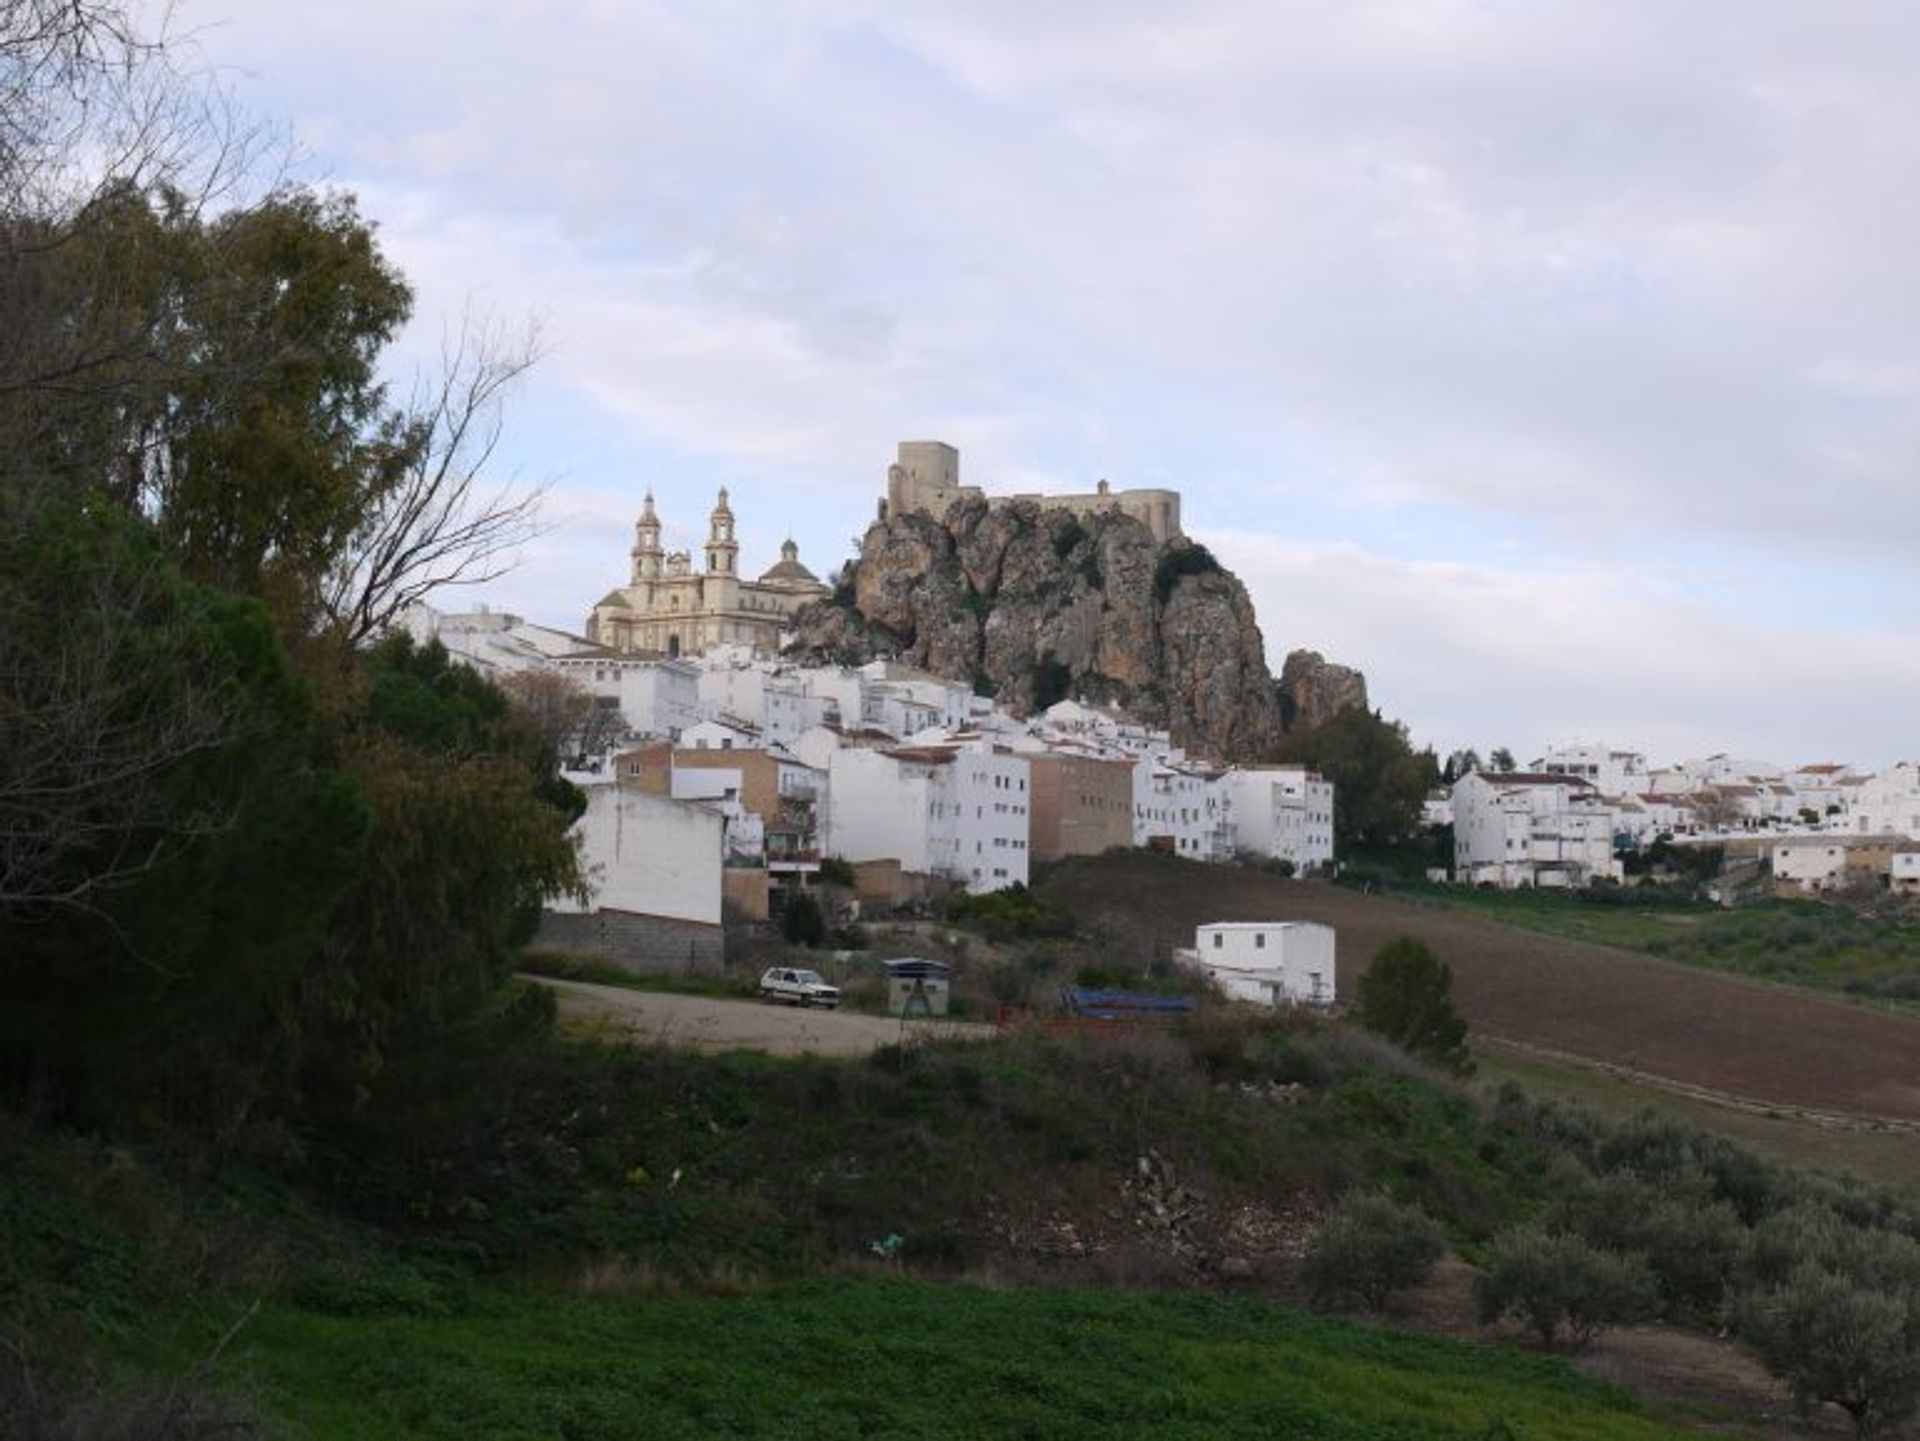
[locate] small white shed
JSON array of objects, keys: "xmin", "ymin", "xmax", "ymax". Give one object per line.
[{"xmin": 1185, "ymin": 921, "xmax": 1336, "ymax": 1008}]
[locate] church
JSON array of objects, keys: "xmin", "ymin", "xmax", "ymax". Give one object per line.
[{"xmin": 584, "ymin": 488, "xmax": 830, "ymax": 658}]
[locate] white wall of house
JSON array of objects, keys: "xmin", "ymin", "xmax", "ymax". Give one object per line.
[
  {"xmin": 1849, "ymin": 763, "xmax": 1920, "ymax": 838},
  {"xmin": 555, "ymin": 785, "xmax": 723, "ymax": 925},
  {"xmin": 946, "ymin": 746, "xmax": 1031, "ymax": 892},
  {"xmin": 554, "ymin": 655, "xmax": 702, "ymax": 740},
  {"xmin": 1452, "ymin": 772, "xmax": 1620, "ymax": 888},
  {"xmin": 1891, "ymin": 848, "xmax": 1920, "ymax": 894},
  {"xmin": 1531, "ymin": 743, "xmax": 1648, "ymax": 799},
  {"xmin": 1773, "ymin": 839, "xmax": 1850, "ymax": 891},
  {"xmin": 1134, "ymin": 761, "xmax": 1226, "ymax": 858},
  {"xmin": 1189, "ymin": 921, "xmax": 1336, "ymax": 1007},
  {"xmin": 682, "ymin": 717, "xmax": 761, "ymax": 751},
  {"xmin": 821, "ymin": 746, "xmax": 942, "ymax": 877},
  {"xmin": 1226, "ymin": 766, "xmax": 1334, "ymax": 872}
]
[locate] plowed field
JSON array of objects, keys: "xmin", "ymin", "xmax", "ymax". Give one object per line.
[{"xmin": 1040, "ymin": 855, "xmax": 1920, "ymax": 1123}]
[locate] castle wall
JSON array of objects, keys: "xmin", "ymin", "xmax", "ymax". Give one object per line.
[{"xmin": 884, "ymin": 440, "xmax": 1182, "ymax": 544}]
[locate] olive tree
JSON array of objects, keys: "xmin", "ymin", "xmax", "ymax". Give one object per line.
[
  {"xmin": 1737, "ymin": 1266, "xmax": 1920, "ymax": 1439},
  {"xmin": 1301, "ymin": 1192, "xmax": 1446, "ymax": 1313},
  {"xmin": 1474, "ymin": 1227, "xmax": 1657, "ymax": 1351}
]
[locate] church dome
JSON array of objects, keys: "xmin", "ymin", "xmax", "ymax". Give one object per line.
[{"xmin": 758, "ymin": 538, "xmax": 821, "ymax": 587}]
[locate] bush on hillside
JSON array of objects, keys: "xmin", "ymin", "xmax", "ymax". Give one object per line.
[
  {"xmin": 1544, "ymin": 1169, "xmax": 1745, "ymax": 1323},
  {"xmin": 1473, "ymin": 1227, "xmax": 1657, "ymax": 1350},
  {"xmin": 1353, "ymin": 936, "xmax": 1472, "ymax": 1076},
  {"xmin": 1736, "ymin": 1265, "xmax": 1920, "ymax": 1439},
  {"xmin": 943, "ymin": 884, "xmax": 1074, "ymax": 942},
  {"xmin": 1301, "ymin": 1192, "xmax": 1445, "ymax": 1313}
]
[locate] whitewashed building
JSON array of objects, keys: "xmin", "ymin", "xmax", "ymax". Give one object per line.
[
  {"xmin": 1771, "ymin": 837, "xmax": 1852, "ymax": 892},
  {"xmin": 552, "ymin": 654, "xmax": 702, "ymax": 741},
  {"xmin": 817, "ymin": 740, "xmax": 1031, "ymax": 893},
  {"xmin": 1179, "ymin": 921, "xmax": 1336, "ymax": 1008},
  {"xmin": 1530, "ymin": 743, "xmax": 1649, "ymax": 800},
  {"xmin": 1847, "ymin": 763, "xmax": 1920, "ymax": 839},
  {"xmin": 1451, "ymin": 771, "xmax": 1622, "ymax": 888},
  {"xmin": 1891, "ymin": 844, "xmax": 1920, "ymax": 896},
  {"xmin": 1133, "ymin": 760, "xmax": 1233, "ymax": 860},
  {"xmin": 1225, "ymin": 766, "xmax": 1335, "ymax": 873},
  {"xmin": 541, "ymin": 784, "xmax": 726, "ymax": 969}
]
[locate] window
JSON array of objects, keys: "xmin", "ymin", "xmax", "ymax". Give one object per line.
[
  {"xmin": 1255, "ymin": 933, "xmax": 1266, "ymax": 950},
  {"xmin": 1212, "ymin": 933, "xmax": 1223, "ymax": 949}
]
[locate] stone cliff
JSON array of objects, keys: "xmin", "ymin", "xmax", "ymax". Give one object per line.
[
  {"xmin": 1277, "ymin": 650, "xmax": 1369, "ymax": 733},
  {"xmin": 788, "ymin": 498, "xmax": 1363, "ymax": 760}
]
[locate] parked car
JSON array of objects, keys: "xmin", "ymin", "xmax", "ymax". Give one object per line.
[{"xmin": 758, "ymin": 966, "xmax": 841, "ymax": 1009}]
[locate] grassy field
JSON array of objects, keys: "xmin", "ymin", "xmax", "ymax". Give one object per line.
[{"xmin": 230, "ymin": 1279, "xmax": 1723, "ymax": 1441}]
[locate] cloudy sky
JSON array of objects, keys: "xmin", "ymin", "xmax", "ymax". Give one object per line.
[{"xmin": 179, "ymin": 0, "xmax": 1920, "ymax": 767}]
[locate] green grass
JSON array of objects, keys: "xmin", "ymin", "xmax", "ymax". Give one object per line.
[{"xmin": 230, "ymin": 1279, "xmax": 1718, "ymax": 1440}]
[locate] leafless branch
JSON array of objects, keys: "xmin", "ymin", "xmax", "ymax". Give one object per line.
[{"xmin": 321, "ymin": 307, "xmax": 549, "ymax": 647}]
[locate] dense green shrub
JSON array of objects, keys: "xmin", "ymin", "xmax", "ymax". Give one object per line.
[
  {"xmin": 1736, "ymin": 1266, "xmax": 1920, "ymax": 1438},
  {"xmin": 944, "ymin": 884, "xmax": 1075, "ymax": 942},
  {"xmin": 1353, "ymin": 937, "xmax": 1472, "ymax": 1075},
  {"xmin": 1474, "ymin": 1227, "xmax": 1658, "ymax": 1350},
  {"xmin": 1301, "ymin": 1192, "xmax": 1446, "ymax": 1312},
  {"xmin": 780, "ymin": 892, "xmax": 827, "ymax": 947},
  {"xmin": 1545, "ymin": 1170, "xmax": 1744, "ymax": 1323}
]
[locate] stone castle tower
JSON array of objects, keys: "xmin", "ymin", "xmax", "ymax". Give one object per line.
[{"xmin": 881, "ymin": 439, "xmax": 1181, "ymax": 544}]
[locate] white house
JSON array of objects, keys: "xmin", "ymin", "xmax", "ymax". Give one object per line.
[
  {"xmin": 541, "ymin": 784, "xmax": 726, "ymax": 969},
  {"xmin": 1847, "ymin": 763, "xmax": 1920, "ymax": 839},
  {"xmin": 1891, "ymin": 844, "xmax": 1920, "ymax": 896},
  {"xmin": 1451, "ymin": 771, "xmax": 1622, "ymax": 888},
  {"xmin": 681, "ymin": 715, "xmax": 763, "ymax": 751},
  {"xmin": 1771, "ymin": 837, "xmax": 1851, "ymax": 893},
  {"xmin": 1530, "ymin": 743, "xmax": 1649, "ymax": 800},
  {"xmin": 818, "ymin": 740, "xmax": 1031, "ymax": 893},
  {"xmin": 553, "ymin": 654, "xmax": 702, "ymax": 741},
  {"xmin": 1179, "ymin": 921, "xmax": 1336, "ymax": 1008},
  {"xmin": 1133, "ymin": 759, "xmax": 1233, "ymax": 860},
  {"xmin": 1224, "ymin": 766, "xmax": 1334, "ymax": 873},
  {"xmin": 400, "ymin": 603, "xmax": 597, "ymax": 676}
]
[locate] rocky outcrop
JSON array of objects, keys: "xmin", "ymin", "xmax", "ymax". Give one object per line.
[
  {"xmin": 789, "ymin": 497, "xmax": 1290, "ymax": 759},
  {"xmin": 1277, "ymin": 650, "xmax": 1369, "ymax": 732}
]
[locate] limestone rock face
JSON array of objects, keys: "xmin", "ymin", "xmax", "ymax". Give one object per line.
[
  {"xmin": 791, "ymin": 499, "xmax": 1316, "ymax": 759},
  {"xmin": 1277, "ymin": 650, "xmax": 1370, "ymax": 731}
]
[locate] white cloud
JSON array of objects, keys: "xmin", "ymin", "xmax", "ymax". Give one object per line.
[
  {"xmin": 1205, "ymin": 529, "xmax": 1920, "ymax": 767},
  {"xmin": 173, "ymin": 0, "xmax": 1920, "ymax": 761}
]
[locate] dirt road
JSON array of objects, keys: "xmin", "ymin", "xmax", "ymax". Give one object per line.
[{"xmin": 534, "ymin": 977, "xmax": 988, "ymax": 1057}]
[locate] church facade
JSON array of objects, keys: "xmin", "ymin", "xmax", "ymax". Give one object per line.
[{"xmin": 585, "ymin": 489, "xmax": 829, "ymax": 659}]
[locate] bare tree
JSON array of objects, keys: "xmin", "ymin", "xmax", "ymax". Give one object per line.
[
  {"xmin": 499, "ymin": 670, "xmax": 628, "ymax": 764},
  {"xmin": 320, "ymin": 312, "xmax": 547, "ymax": 648}
]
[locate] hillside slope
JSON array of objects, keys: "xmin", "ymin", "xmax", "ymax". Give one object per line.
[{"xmin": 1040, "ymin": 855, "xmax": 1920, "ymax": 1122}]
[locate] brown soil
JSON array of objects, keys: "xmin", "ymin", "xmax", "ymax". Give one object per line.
[{"xmin": 1042, "ymin": 856, "xmax": 1920, "ymax": 1123}]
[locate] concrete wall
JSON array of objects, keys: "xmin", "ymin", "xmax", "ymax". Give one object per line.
[
  {"xmin": 535, "ymin": 907, "xmax": 724, "ymax": 975},
  {"xmin": 723, "ymin": 868, "xmax": 771, "ymax": 922}
]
